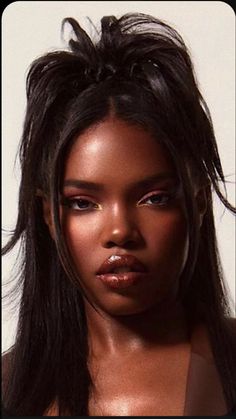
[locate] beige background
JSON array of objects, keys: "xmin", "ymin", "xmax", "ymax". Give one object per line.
[{"xmin": 2, "ymin": 1, "xmax": 235, "ymax": 353}]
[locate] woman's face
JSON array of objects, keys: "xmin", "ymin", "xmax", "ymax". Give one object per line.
[{"xmin": 60, "ymin": 116, "xmax": 189, "ymax": 316}]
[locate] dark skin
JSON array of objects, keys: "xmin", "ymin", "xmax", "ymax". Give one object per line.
[{"xmin": 43, "ymin": 116, "xmax": 206, "ymax": 416}]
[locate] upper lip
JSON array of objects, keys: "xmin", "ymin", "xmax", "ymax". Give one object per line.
[{"xmin": 97, "ymin": 254, "xmax": 147, "ymax": 275}]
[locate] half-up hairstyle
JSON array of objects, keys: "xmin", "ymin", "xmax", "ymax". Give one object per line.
[{"xmin": 2, "ymin": 13, "xmax": 236, "ymax": 415}]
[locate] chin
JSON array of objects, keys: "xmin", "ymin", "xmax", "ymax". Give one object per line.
[
  {"xmin": 94, "ymin": 295, "xmax": 170, "ymax": 317},
  {"xmin": 84, "ymin": 279, "xmax": 180, "ymax": 318}
]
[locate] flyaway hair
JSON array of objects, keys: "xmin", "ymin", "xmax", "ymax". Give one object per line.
[{"xmin": 2, "ymin": 13, "xmax": 236, "ymax": 415}]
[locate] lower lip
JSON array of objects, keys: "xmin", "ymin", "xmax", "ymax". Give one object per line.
[{"xmin": 96, "ymin": 272, "xmax": 147, "ymax": 289}]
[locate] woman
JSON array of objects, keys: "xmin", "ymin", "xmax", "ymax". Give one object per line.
[{"xmin": 2, "ymin": 13, "xmax": 236, "ymax": 416}]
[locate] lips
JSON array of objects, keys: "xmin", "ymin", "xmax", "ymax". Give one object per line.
[
  {"xmin": 97, "ymin": 254, "xmax": 147, "ymax": 275},
  {"xmin": 96, "ymin": 254, "xmax": 148, "ymax": 289}
]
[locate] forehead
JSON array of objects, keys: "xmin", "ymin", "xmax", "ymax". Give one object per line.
[{"xmin": 64, "ymin": 117, "xmax": 176, "ymax": 184}]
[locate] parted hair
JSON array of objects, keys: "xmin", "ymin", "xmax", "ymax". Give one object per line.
[{"xmin": 2, "ymin": 13, "xmax": 236, "ymax": 415}]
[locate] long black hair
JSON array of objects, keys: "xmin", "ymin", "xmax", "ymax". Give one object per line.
[{"xmin": 2, "ymin": 13, "xmax": 236, "ymax": 415}]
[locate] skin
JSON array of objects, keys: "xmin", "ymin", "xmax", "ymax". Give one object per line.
[{"xmin": 43, "ymin": 115, "xmax": 206, "ymax": 415}]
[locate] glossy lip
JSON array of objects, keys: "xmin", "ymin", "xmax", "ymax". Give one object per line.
[{"xmin": 96, "ymin": 254, "xmax": 148, "ymax": 289}]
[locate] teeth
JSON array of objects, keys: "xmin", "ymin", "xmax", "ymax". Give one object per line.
[
  {"xmin": 112, "ymin": 266, "xmax": 132, "ymax": 274},
  {"xmin": 109, "ymin": 255, "xmax": 121, "ymax": 262}
]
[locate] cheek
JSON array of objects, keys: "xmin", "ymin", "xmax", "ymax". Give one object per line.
[
  {"xmin": 147, "ymin": 210, "xmax": 189, "ymax": 271},
  {"xmin": 62, "ymin": 216, "xmax": 99, "ymax": 268}
]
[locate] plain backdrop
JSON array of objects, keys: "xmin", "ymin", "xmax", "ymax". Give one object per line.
[{"xmin": 2, "ymin": 1, "xmax": 235, "ymax": 353}]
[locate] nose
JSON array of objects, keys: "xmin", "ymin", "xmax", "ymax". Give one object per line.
[{"xmin": 101, "ymin": 204, "xmax": 143, "ymax": 249}]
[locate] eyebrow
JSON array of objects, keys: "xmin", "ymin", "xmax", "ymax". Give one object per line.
[
  {"xmin": 63, "ymin": 179, "xmax": 104, "ymax": 191},
  {"xmin": 132, "ymin": 173, "xmax": 177, "ymax": 190},
  {"xmin": 63, "ymin": 173, "xmax": 177, "ymax": 192}
]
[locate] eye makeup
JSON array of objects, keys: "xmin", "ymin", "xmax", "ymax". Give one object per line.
[
  {"xmin": 60, "ymin": 172, "xmax": 182, "ymax": 213},
  {"xmin": 137, "ymin": 183, "xmax": 182, "ymax": 207},
  {"xmin": 60, "ymin": 196, "xmax": 102, "ymax": 211}
]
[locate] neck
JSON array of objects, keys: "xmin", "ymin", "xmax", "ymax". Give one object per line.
[{"xmin": 85, "ymin": 300, "xmax": 189, "ymax": 356}]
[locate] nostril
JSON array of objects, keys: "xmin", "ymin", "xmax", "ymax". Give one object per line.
[
  {"xmin": 105, "ymin": 240, "xmax": 118, "ymax": 249},
  {"xmin": 102, "ymin": 222, "xmax": 144, "ymax": 249},
  {"xmin": 104, "ymin": 239, "xmax": 143, "ymax": 251}
]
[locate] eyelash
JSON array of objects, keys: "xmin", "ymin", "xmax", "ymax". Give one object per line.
[
  {"xmin": 138, "ymin": 192, "xmax": 173, "ymax": 207},
  {"xmin": 61, "ymin": 197, "xmax": 100, "ymax": 211},
  {"xmin": 61, "ymin": 191, "xmax": 174, "ymax": 213}
]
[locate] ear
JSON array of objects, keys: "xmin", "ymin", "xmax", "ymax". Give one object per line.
[
  {"xmin": 195, "ymin": 186, "xmax": 207, "ymax": 227},
  {"xmin": 42, "ymin": 196, "xmax": 56, "ymax": 240}
]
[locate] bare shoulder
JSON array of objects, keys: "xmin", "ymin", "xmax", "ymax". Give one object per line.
[{"xmin": 192, "ymin": 317, "xmax": 236, "ymax": 359}]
